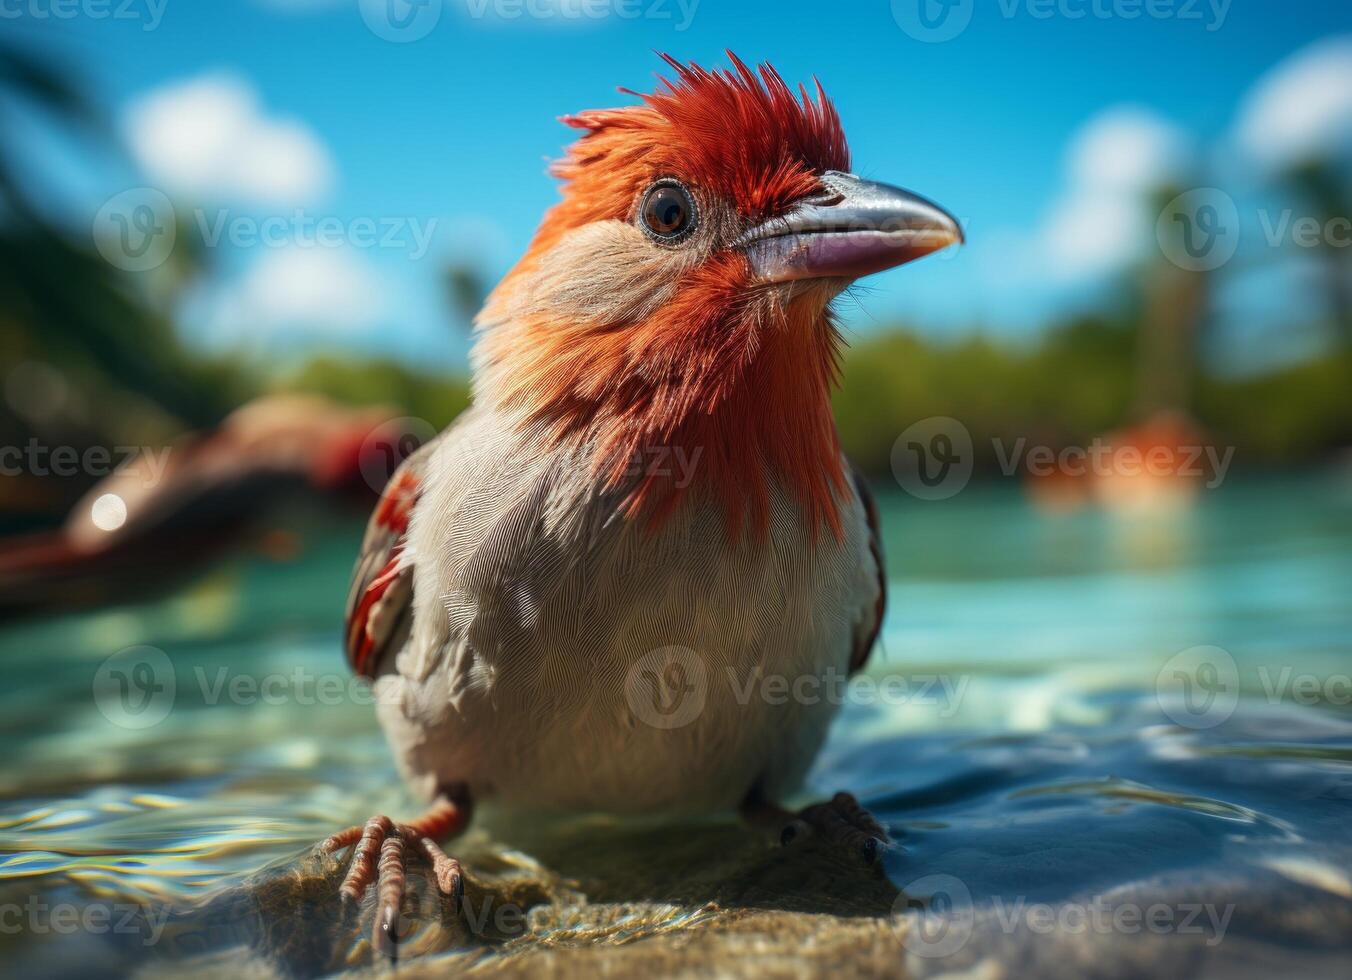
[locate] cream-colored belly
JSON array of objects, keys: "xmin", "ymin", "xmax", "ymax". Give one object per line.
[{"xmin": 373, "ymin": 434, "xmax": 874, "ymax": 814}]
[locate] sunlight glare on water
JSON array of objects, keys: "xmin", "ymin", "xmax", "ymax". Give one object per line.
[{"xmin": 0, "ymin": 476, "xmax": 1349, "ymax": 976}]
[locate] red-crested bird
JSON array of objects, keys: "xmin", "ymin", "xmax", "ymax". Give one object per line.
[{"xmin": 325, "ymin": 53, "xmax": 962, "ymax": 950}]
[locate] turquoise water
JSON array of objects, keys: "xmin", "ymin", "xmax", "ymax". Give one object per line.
[{"xmin": 1, "ymin": 476, "xmax": 1350, "ymax": 975}]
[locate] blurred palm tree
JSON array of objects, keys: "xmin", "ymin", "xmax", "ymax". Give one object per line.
[
  {"xmin": 0, "ymin": 43, "xmax": 244, "ymax": 439},
  {"xmin": 0, "ymin": 43, "xmax": 251, "ymax": 527},
  {"xmin": 1281, "ymin": 159, "xmax": 1352, "ymax": 352},
  {"xmin": 444, "ymin": 262, "xmax": 489, "ymax": 329}
]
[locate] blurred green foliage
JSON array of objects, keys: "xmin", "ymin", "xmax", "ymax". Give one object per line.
[
  {"xmin": 835, "ymin": 320, "xmax": 1351, "ymax": 476},
  {"xmin": 3, "ymin": 42, "xmax": 1348, "ymax": 508},
  {"xmin": 279, "ymin": 355, "xmax": 470, "ymax": 430}
]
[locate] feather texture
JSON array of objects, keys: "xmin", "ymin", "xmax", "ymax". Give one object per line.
[
  {"xmin": 476, "ymin": 54, "xmax": 853, "ymax": 539},
  {"xmin": 345, "ymin": 54, "xmax": 889, "ymax": 816}
]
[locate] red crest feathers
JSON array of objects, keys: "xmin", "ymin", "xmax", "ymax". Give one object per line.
[
  {"xmin": 542, "ymin": 52, "xmax": 849, "ymax": 238},
  {"xmin": 481, "ymin": 54, "xmax": 853, "ymax": 542}
]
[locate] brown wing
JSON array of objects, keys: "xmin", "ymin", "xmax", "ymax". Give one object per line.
[
  {"xmin": 849, "ymin": 462, "xmax": 887, "ymax": 675},
  {"xmin": 344, "ymin": 438, "xmax": 439, "ymax": 678}
]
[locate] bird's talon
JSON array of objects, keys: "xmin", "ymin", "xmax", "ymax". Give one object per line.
[
  {"xmin": 860, "ymin": 836, "xmax": 881, "ymax": 865},
  {"xmin": 319, "ymin": 806, "xmax": 468, "ymax": 957},
  {"xmin": 784, "ymin": 792, "xmax": 889, "ymax": 861},
  {"xmin": 780, "ymin": 818, "xmax": 809, "ymax": 847}
]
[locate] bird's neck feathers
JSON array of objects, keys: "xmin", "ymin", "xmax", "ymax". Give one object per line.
[
  {"xmin": 471, "ymin": 54, "xmax": 854, "ymax": 541},
  {"xmin": 473, "ymin": 263, "xmax": 847, "ymax": 542}
]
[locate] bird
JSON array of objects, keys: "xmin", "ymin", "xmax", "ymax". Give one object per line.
[
  {"xmin": 322, "ymin": 52, "xmax": 963, "ymax": 952},
  {"xmin": 0, "ymin": 395, "xmax": 421, "ymax": 618}
]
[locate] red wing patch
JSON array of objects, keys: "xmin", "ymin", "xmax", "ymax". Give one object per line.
[{"xmin": 345, "ymin": 467, "xmax": 422, "ymax": 678}]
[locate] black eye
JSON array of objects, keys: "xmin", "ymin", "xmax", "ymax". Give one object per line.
[{"xmin": 640, "ymin": 180, "xmax": 696, "ymax": 242}]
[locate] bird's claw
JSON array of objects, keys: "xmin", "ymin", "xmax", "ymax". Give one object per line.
[
  {"xmin": 782, "ymin": 791, "xmax": 889, "ymax": 864},
  {"xmin": 320, "ymin": 814, "xmax": 464, "ymax": 956}
]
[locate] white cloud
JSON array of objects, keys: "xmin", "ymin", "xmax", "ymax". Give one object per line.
[
  {"xmin": 1235, "ymin": 37, "xmax": 1352, "ymax": 173},
  {"xmin": 204, "ymin": 247, "xmax": 385, "ymax": 343},
  {"xmin": 1065, "ymin": 107, "xmax": 1190, "ymax": 195},
  {"xmin": 125, "ymin": 73, "xmax": 334, "ymax": 206},
  {"xmin": 1041, "ymin": 191, "xmax": 1150, "ymax": 280},
  {"xmin": 991, "ymin": 107, "xmax": 1190, "ymax": 286},
  {"xmin": 1047, "ymin": 108, "xmax": 1189, "ymax": 280}
]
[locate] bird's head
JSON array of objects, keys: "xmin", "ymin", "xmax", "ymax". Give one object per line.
[{"xmin": 475, "ymin": 53, "xmax": 962, "ymax": 539}]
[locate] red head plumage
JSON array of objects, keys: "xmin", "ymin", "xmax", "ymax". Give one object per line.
[
  {"xmin": 476, "ymin": 53, "xmax": 855, "ymax": 541},
  {"xmin": 543, "ymin": 53, "xmax": 849, "ymax": 239}
]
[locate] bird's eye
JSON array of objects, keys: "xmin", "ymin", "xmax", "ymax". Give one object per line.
[{"xmin": 640, "ymin": 180, "xmax": 696, "ymax": 242}]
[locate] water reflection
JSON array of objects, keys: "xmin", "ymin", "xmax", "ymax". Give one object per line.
[{"xmin": 0, "ymin": 477, "xmax": 1348, "ymax": 975}]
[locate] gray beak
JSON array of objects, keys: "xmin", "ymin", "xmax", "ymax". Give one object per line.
[{"xmin": 738, "ymin": 170, "xmax": 963, "ymax": 283}]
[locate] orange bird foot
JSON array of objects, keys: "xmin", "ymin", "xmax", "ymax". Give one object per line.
[
  {"xmin": 319, "ymin": 797, "xmax": 469, "ymax": 956},
  {"xmin": 746, "ymin": 791, "xmax": 890, "ymax": 865}
]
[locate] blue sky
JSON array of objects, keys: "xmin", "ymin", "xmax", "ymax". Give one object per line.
[{"xmin": 8, "ymin": 0, "xmax": 1351, "ymax": 370}]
